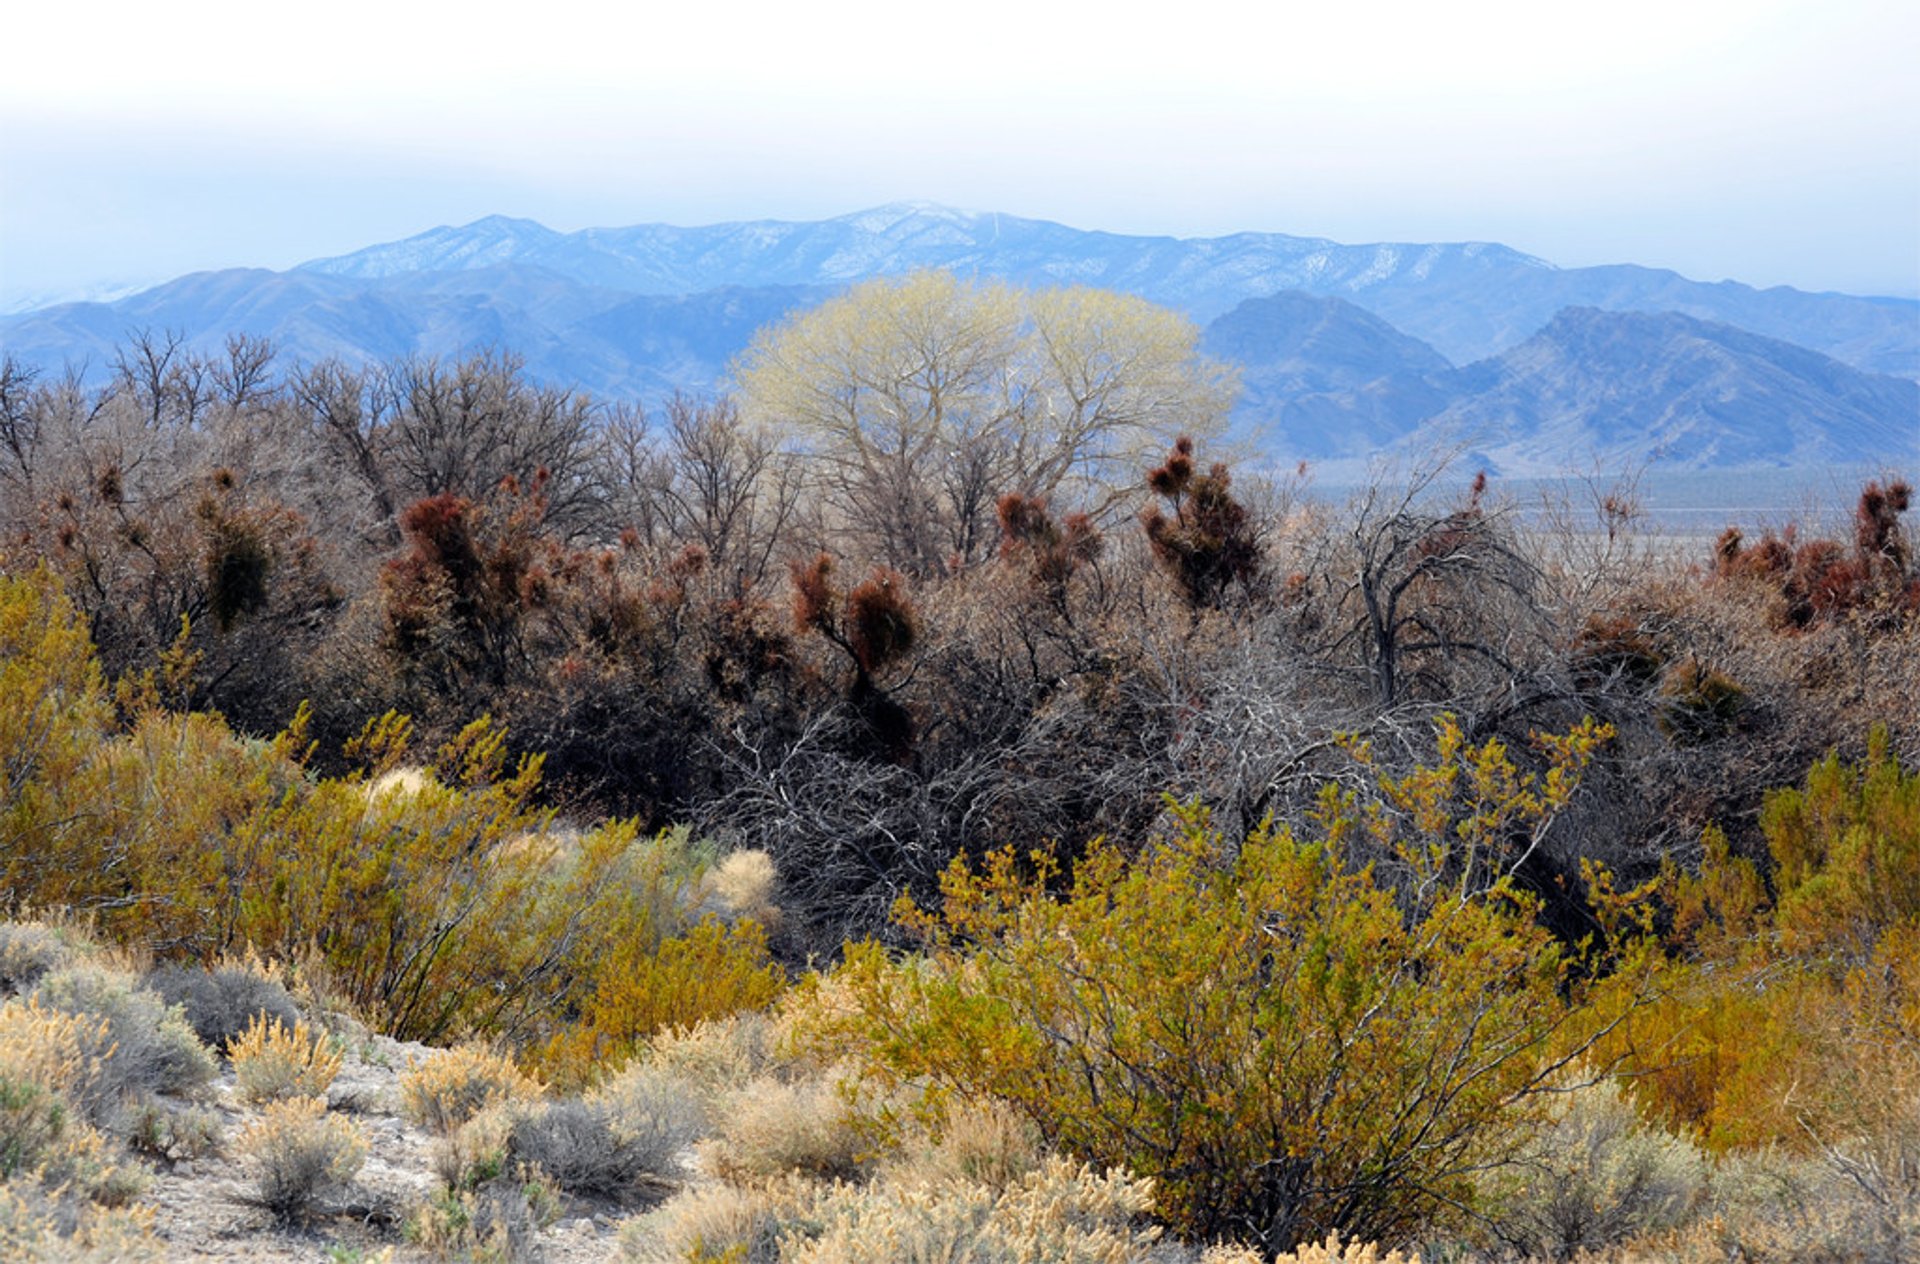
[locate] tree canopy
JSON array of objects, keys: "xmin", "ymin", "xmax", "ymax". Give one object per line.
[{"xmin": 733, "ymin": 270, "xmax": 1235, "ymax": 576}]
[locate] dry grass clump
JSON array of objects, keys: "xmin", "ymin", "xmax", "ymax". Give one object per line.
[
  {"xmin": 123, "ymin": 1100, "xmax": 223, "ymax": 1164},
  {"xmin": 879, "ymin": 1099, "xmax": 1043, "ymax": 1192},
  {"xmin": 1266, "ymin": 1234, "xmax": 1418, "ymax": 1264},
  {"xmin": 588, "ymin": 1062, "xmax": 707, "ymax": 1179},
  {"xmin": 639, "ymin": 1014, "xmax": 772, "ymax": 1114},
  {"xmin": 29, "ymin": 965, "xmax": 215, "ymax": 1113},
  {"xmin": 409, "ymin": 1166, "xmax": 560, "ymax": 1264},
  {"xmin": 0, "ymin": 999, "xmax": 113, "ymax": 1128},
  {"xmin": 0, "ymin": 1075, "xmax": 66, "ymax": 1180},
  {"xmin": 704, "ymin": 1063, "xmax": 880, "ymax": 1184},
  {"xmin": 0, "ymin": 994, "xmax": 151, "ymax": 1221},
  {"xmin": 229, "ymin": 1016, "xmax": 342, "ymax": 1104},
  {"xmin": 0, "ymin": 922, "xmax": 87, "ymax": 998},
  {"xmin": 782, "ymin": 1155, "xmax": 1161, "ymax": 1264},
  {"xmin": 1189, "ymin": 1247, "xmax": 1264, "ymax": 1264},
  {"xmin": 145, "ymin": 960, "xmax": 301, "ymax": 1054},
  {"xmin": 699, "ymin": 849, "xmax": 782, "ymax": 929},
  {"xmin": 0, "ymin": 1074, "xmax": 146, "ymax": 1207},
  {"xmin": 365, "ymin": 765, "xmax": 438, "ymax": 801},
  {"xmin": 624, "ymin": 1153, "xmax": 1164, "ymax": 1264},
  {"xmin": 400, "ymin": 1044, "xmax": 543, "ymax": 1135},
  {"xmin": 1690, "ymin": 1128, "xmax": 1920, "ymax": 1264},
  {"xmin": 234, "ymin": 1095, "xmax": 366, "ymax": 1222},
  {"xmin": 431, "ymin": 1103, "xmax": 518, "ymax": 1194},
  {"xmin": 617, "ymin": 1178, "xmax": 804, "ymax": 1264},
  {"xmin": 0, "ymin": 1182, "xmax": 156, "ymax": 1262},
  {"xmin": 1483, "ymin": 1075, "xmax": 1707, "ymax": 1261}
]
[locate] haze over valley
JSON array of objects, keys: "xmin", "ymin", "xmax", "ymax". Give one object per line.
[{"xmin": 4, "ymin": 203, "xmax": 1916, "ymax": 476}]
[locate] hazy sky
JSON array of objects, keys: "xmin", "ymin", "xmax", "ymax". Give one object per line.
[{"xmin": 3, "ymin": 0, "xmax": 1917, "ymax": 306}]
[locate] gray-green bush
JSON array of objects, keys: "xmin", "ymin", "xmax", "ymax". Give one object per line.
[
  {"xmin": 146, "ymin": 963, "xmax": 301, "ymax": 1054},
  {"xmin": 29, "ymin": 966, "xmax": 215, "ymax": 1123}
]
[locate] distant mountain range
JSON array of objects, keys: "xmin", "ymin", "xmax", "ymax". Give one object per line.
[
  {"xmin": 2, "ymin": 203, "xmax": 1915, "ymax": 471},
  {"xmin": 1213, "ymin": 297, "xmax": 1917, "ymax": 473}
]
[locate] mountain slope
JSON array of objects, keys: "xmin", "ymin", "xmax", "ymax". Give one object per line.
[
  {"xmin": 1201, "ymin": 292, "xmax": 1456, "ymax": 457},
  {"xmin": 1209, "ymin": 300, "xmax": 1919, "ymax": 470},
  {"xmin": 0, "ymin": 268, "xmax": 826, "ymax": 401},
  {"xmin": 301, "ymin": 204, "xmax": 1920, "ymax": 376},
  {"xmin": 5, "ymin": 208, "xmax": 1915, "ymax": 473},
  {"xmin": 1405, "ymin": 308, "xmax": 1920, "ymax": 473}
]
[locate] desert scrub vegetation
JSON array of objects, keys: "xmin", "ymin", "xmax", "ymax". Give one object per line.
[
  {"xmin": 784, "ymin": 1155, "xmax": 1163, "ymax": 1264},
  {"xmin": 0, "ymin": 567, "xmax": 786, "ymax": 1070},
  {"xmin": 1266, "ymin": 1237, "xmax": 1418, "ymax": 1264},
  {"xmin": 619, "ymin": 1156, "xmax": 1164, "ymax": 1264},
  {"xmin": 0, "ymin": 1073, "xmax": 146, "ymax": 1208},
  {"xmin": 1478, "ymin": 1073, "xmax": 1708, "ymax": 1260},
  {"xmin": 501, "ymin": 1097, "xmax": 692, "ymax": 1202},
  {"xmin": 1598, "ymin": 729, "xmax": 1920, "ymax": 1152},
  {"xmin": 25, "ymin": 965, "xmax": 215, "ymax": 1123},
  {"xmin": 408, "ymin": 1167, "xmax": 560, "ymax": 1264},
  {"xmin": 235, "ymin": 1095, "xmax": 367, "ymax": 1222},
  {"xmin": 0, "ymin": 920, "xmax": 90, "ymax": 997},
  {"xmin": 229, "ymin": 1015, "xmax": 342, "ymax": 1103},
  {"xmin": 400, "ymin": 1043, "xmax": 544, "ymax": 1135},
  {"xmin": 146, "ymin": 958, "xmax": 302, "ymax": 1053},
  {"xmin": 0, "ymin": 947, "xmax": 157, "ymax": 1258},
  {"xmin": 0, "ymin": 1182, "xmax": 157, "ymax": 1261},
  {"xmin": 1, "ymin": 353, "xmax": 1916, "ymax": 1262},
  {"xmin": 704, "ymin": 1070, "xmax": 875, "ymax": 1184},
  {"xmin": 797, "ymin": 717, "xmax": 1628, "ymax": 1254}
]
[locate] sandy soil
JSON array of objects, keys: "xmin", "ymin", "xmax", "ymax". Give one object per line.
[{"xmin": 136, "ymin": 1030, "xmax": 632, "ymax": 1262}]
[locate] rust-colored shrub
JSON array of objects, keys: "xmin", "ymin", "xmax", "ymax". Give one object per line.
[
  {"xmin": 1141, "ymin": 436, "xmax": 1261, "ymax": 609},
  {"xmin": 1714, "ymin": 480, "xmax": 1917, "ymax": 629}
]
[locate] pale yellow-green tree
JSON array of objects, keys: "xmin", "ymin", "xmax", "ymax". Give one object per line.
[{"xmin": 734, "ymin": 270, "xmax": 1234, "ymax": 576}]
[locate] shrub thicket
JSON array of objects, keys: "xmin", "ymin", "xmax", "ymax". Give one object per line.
[
  {"xmin": 1, "ymin": 342, "xmax": 1916, "ymax": 1261},
  {"xmin": 29, "ymin": 967, "xmax": 215, "ymax": 1117},
  {"xmin": 802, "ymin": 718, "xmax": 1624, "ymax": 1253}
]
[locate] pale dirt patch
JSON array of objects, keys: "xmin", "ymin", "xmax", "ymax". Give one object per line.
[{"xmin": 136, "ymin": 1031, "xmax": 633, "ymax": 1262}]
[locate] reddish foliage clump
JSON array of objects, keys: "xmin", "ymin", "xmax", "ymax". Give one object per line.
[
  {"xmin": 1713, "ymin": 481, "xmax": 1918, "ymax": 629},
  {"xmin": 996, "ymin": 493, "xmax": 1103, "ymax": 609},
  {"xmin": 846, "ymin": 569, "xmax": 916, "ymax": 675},
  {"xmin": 786, "ymin": 552, "xmax": 920, "ymax": 762},
  {"xmin": 1141, "ymin": 436, "xmax": 1262, "ymax": 610}
]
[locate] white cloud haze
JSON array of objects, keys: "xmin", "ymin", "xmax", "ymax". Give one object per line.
[{"xmin": 3, "ymin": 0, "xmax": 1916, "ymax": 302}]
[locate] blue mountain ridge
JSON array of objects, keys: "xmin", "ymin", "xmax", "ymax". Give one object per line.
[{"xmin": 3, "ymin": 204, "xmax": 1915, "ymax": 470}]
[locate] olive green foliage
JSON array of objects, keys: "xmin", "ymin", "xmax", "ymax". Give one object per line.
[
  {"xmin": 0, "ymin": 569, "xmax": 782, "ymax": 1060},
  {"xmin": 806, "ymin": 718, "xmax": 1615, "ymax": 1253},
  {"xmin": 0, "ymin": 568, "xmax": 113, "ymax": 911},
  {"xmin": 1609, "ymin": 730, "xmax": 1920, "ymax": 1155},
  {"xmin": 1762, "ymin": 726, "xmax": 1920, "ymax": 957}
]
